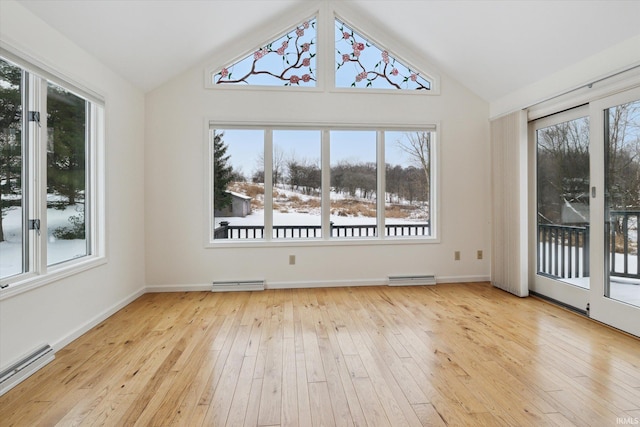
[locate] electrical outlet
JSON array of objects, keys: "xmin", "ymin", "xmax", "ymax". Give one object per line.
[
  {"xmin": 289, "ymin": 255, "xmax": 295, "ymax": 265},
  {"xmin": 454, "ymin": 251, "xmax": 460, "ymax": 261},
  {"xmin": 477, "ymin": 250, "xmax": 483, "ymax": 260}
]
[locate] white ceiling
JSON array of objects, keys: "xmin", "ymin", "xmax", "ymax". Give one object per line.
[{"xmin": 15, "ymin": 0, "xmax": 640, "ymax": 102}]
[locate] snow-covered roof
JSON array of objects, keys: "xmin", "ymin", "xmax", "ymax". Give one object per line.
[{"xmin": 226, "ymin": 191, "xmax": 252, "ymax": 201}]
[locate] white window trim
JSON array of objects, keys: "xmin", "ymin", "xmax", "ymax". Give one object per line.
[
  {"xmin": 203, "ymin": 120, "xmax": 440, "ymax": 248},
  {"xmin": 0, "ymin": 48, "xmax": 107, "ymax": 299}
]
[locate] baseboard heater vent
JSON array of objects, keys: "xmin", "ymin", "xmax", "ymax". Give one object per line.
[
  {"xmin": 388, "ymin": 275, "xmax": 436, "ymax": 286},
  {"xmin": 212, "ymin": 280, "xmax": 265, "ymax": 292},
  {"xmin": 0, "ymin": 344, "xmax": 55, "ymax": 396}
]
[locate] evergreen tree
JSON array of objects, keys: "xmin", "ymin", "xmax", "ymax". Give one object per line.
[
  {"xmin": 213, "ymin": 132, "xmax": 233, "ymax": 210},
  {"xmin": 47, "ymin": 84, "xmax": 86, "ymax": 207},
  {"xmin": 0, "ymin": 59, "xmax": 23, "ymax": 242}
]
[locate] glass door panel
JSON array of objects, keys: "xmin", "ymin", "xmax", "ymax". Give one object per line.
[
  {"xmin": 531, "ymin": 107, "xmax": 590, "ymax": 310},
  {"xmin": 590, "ymin": 86, "xmax": 640, "ymax": 337},
  {"xmin": 605, "ymin": 98, "xmax": 640, "ymax": 308}
]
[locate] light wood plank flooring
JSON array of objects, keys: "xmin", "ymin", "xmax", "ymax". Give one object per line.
[{"xmin": 1, "ymin": 283, "xmax": 640, "ymax": 426}]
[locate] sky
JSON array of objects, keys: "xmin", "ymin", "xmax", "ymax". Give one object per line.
[{"xmin": 215, "ymin": 128, "xmax": 427, "ymax": 180}]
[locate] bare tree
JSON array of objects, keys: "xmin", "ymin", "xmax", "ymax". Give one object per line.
[
  {"xmin": 396, "ymin": 131, "xmax": 430, "ymax": 201},
  {"xmin": 273, "ymin": 145, "xmax": 286, "ymax": 186},
  {"xmin": 537, "ymin": 117, "xmax": 590, "ymax": 224},
  {"xmin": 607, "ymin": 100, "xmax": 640, "ymax": 210},
  {"xmin": 287, "ymin": 155, "xmax": 320, "ymax": 194},
  {"xmin": 396, "ymin": 131, "xmax": 430, "ymax": 190},
  {"xmin": 256, "ymin": 144, "xmax": 287, "ymax": 186}
]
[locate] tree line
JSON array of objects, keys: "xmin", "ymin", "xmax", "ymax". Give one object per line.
[
  {"xmin": 213, "ymin": 131, "xmax": 431, "ymax": 211},
  {"xmin": 537, "ymin": 101, "xmax": 640, "ymax": 226},
  {"xmin": 272, "ymin": 161, "xmax": 428, "ymax": 204}
]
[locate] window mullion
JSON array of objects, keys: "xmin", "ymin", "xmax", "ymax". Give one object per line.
[
  {"xmin": 84, "ymin": 102, "xmax": 92, "ymax": 256},
  {"xmin": 377, "ymin": 131, "xmax": 385, "ymax": 238},
  {"xmin": 27, "ymin": 73, "xmax": 47, "ymax": 275},
  {"xmin": 321, "ymin": 129, "xmax": 331, "ymax": 239},
  {"xmin": 88, "ymin": 104, "xmax": 104, "ymax": 257},
  {"xmin": 264, "ymin": 129, "xmax": 273, "ymax": 241},
  {"xmin": 19, "ymin": 69, "xmax": 30, "ymax": 277},
  {"xmin": 319, "ymin": 1, "xmax": 332, "ymax": 91}
]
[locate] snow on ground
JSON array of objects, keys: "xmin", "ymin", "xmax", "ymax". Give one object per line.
[
  {"xmin": 1, "ymin": 205, "xmax": 87, "ymax": 279},
  {"xmin": 215, "ymin": 209, "xmax": 428, "ymax": 239},
  {"xmin": 217, "ymin": 209, "xmax": 383, "ymax": 227},
  {"xmin": 215, "ymin": 209, "xmax": 427, "ymax": 228},
  {"xmin": 540, "ymin": 241, "xmax": 640, "ymax": 308},
  {"xmin": 218, "ymin": 183, "xmax": 428, "ymax": 228}
]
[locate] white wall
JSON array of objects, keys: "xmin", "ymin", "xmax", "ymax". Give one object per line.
[
  {"xmin": 490, "ymin": 35, "xmax": 640, "ymax": 119},
  {"xmin": 145, "ymin": 59, "xmax": 491, "ymax": 288},
  {"xmin": 0, "ymin": 1, "xmax": 146, "ymax": 370}
]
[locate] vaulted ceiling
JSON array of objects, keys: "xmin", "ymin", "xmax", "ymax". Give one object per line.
[{"xmin": 14, "ymin": 0, "xmax": 640, "ymax": 103}]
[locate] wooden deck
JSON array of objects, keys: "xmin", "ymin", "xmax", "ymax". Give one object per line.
[{"xmin": 1, "ymin": 282, "xmax": 640, "ymax": 426}]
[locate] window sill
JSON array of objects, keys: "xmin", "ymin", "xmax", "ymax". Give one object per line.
[
  {"xmin": 0, "ymin": 256, "xmax": 107, "ymax": 301},
  {"xmin": 205, "ymin": 236, "xmax": 440, "ymax": 249}
]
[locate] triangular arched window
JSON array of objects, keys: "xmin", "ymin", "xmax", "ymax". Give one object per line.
[
  {"xmin": 213, "ymin": 17, "xmax": 317, "ymax": 86},
  {"xmin": 206, "ymin": 9, "xmax": 438, "ymax": 93},
  {"xmin": 335, "ymin": 17, "xmax": 432, "ymax": 90}
]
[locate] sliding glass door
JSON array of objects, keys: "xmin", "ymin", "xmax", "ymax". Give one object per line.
[
  {"xmin": 531, "ymin": 86, "xmax": 640, "ymax": 336},
  {"xmin": 531, "ymin": 107, "xmax": 591, "ymax": 311}
]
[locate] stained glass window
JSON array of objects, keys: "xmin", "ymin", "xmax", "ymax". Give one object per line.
[
  {"xmin": 214, "ymin": 18, "xmax": 317, "ymax": 87},
  {"xmin": 335, "ymin": 18, "xmax": 431, "ymax": 90}
]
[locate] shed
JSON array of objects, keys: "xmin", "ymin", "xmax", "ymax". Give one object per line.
[{"xmin": 215, "ymin": 191, "xmax": 252, "ymax": 218}]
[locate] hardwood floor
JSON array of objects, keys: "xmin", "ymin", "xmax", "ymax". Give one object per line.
[{"xmin": 1, "ymin": 282, "xmax": 640, "ymax": 426}]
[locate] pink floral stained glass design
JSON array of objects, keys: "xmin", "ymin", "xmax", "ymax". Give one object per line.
[
  {"xmin": 335, "ymin": 18, "xmax": 431, "ymax": 90},
  {"xmin": 214, "ymin": 18, "xmax": 317, "ymax": 87}
]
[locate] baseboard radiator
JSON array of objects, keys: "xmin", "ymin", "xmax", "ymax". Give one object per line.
[
  {"xmin": 388, "ymin": 275, "xmax": 436, "ymax": 286},
  {"xmin": 212, "ymin": 280, "xmax": 265, "ymax": 292},
  {"xmin": 0, "ymin": 344, "xmax": 55, "ymax": 396}
]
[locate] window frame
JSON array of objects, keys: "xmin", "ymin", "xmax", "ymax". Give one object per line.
[
  {"xmin": 0, "ymin": 49, "xmax": 106, "ymax": 299},
  {"xmin": 333, "ymin": 16, "xmax": 434, "ymax": 92},
  {"xmin": 205, "ymin": 121, "xmax": 440, "ymax": 248},
  {"xmin": 203, "ymin": 3, "xmax": 441, "ymax": 96},
  {"xmin": 212, "ymin": 16, "xmax": 319, "ymax": 88}
]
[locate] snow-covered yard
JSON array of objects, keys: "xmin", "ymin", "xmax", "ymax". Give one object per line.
[
  {"xmin": 0, "ymin": 204, "xmax": 87, "ymax": 279},
  {"xmin": 215, "ymin": 182, "xmax": 429, "ymax": 238}
]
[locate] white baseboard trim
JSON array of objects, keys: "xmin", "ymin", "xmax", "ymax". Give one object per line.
[
  {"xmin": 146, "ymin": 280, "xmax": 388, "ymax": 292},
  {"xmin": 145, "ymin": 284, "xmax": 212, "ymax": 293},
  {"xmin": 435, "ymin": 275, "xmax": 491, "ymax": 284},
  {"xmin": 52, "ymin": 286, "xmax": 146, "ymax": 352},
  {"xmin": 267, "ymin": 278, "xmax": 388, "ymax": 289},
  {"xmin": 268, "ymin": 276, "xmax": 490, "ymax": 288},
  {"xmin": 144, "ymin": 276, "xmax": 491, "ymax": 293}
]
